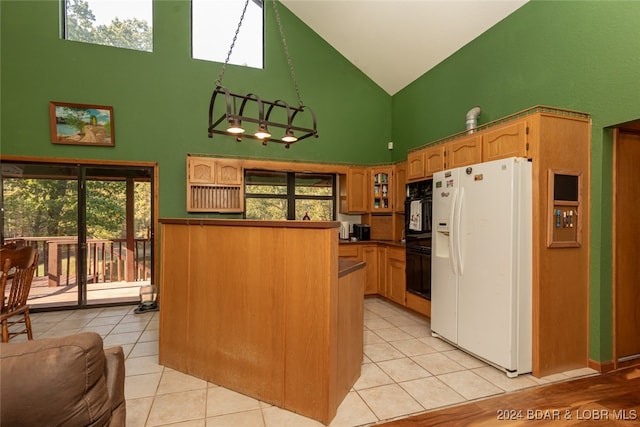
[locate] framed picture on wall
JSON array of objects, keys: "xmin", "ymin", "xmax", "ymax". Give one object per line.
[{"xmin": 49, "ymin": 101, "xmax": 115, "ymax": 147}]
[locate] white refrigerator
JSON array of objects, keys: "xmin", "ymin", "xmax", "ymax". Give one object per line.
[{"xmin": 431, "ymin": 156, "xmax": 532, "ymax": 377}]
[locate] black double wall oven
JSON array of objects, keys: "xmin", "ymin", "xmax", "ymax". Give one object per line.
[{"xmin": 405, "ymin": 179, "xmax": 432, "ymax": 300}]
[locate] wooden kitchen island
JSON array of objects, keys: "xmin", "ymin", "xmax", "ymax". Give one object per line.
[{"xmin": 158, "ymin": 218, "xmax": 364, "ymax": 425}]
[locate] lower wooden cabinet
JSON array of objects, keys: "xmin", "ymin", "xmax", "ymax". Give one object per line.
[
  {"xmin": 406, "ymin": 291, "xmax": 431, "ymax": 317},
  {"xmin": 385, "ymin": 246, "xmax": 406, "ymax": 305},
  {"xmin": 377, "ymin": 246, "xmax": 387, "ymax": 297},
  {"xmin": 338, "ymin": 244, "xmax": 379, "ymax": 295},
  {"xmin": 362, "ymin": 246, "xmax": 379, "ymax": 295},
  {"xmin": 339, "ymin": 243, "xmax": 407, "ymax": 306}
]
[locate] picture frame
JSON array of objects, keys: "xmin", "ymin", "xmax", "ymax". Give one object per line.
[{"xmin": 49, "ymin": 101, "xmax": 115, "ymax": 147}]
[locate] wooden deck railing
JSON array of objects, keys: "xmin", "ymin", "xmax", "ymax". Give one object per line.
[{"xmin": 4, "ymin": 237, "xmax": 151, "ymax": 287}]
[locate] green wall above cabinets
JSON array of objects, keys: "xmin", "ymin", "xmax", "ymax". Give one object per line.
[{"xmin": 0, "ymin": 0, "xmax": 393, "ymax": 219}]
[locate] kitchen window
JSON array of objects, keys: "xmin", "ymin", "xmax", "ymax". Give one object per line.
[{"xmin": 244, "ymin": 171, "xmax": 335, "ymax": 220}]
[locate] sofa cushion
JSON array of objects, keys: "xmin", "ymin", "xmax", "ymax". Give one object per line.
[{"xmin": 1, "ymin": 332, "xmax": 113, "ymax": 427}]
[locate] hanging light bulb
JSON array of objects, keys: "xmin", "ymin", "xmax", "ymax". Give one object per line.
[
  {"xmin": 282, "ymin": 128, "xmax": 298, "ymax": 143},
  {"xmin": 227, "ymin": 116, "xmax": 244, "ymax": 134},
  {"xmin": 254, "ymin": 122, "xmax": 271, "ymax": 139}
]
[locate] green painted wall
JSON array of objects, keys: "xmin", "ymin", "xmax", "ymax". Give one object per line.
[
  {"xmin": 0, "ymin": 0, "xmax": 392, "ymax": 219},
  {"xmin": 392, "ymin": 0, "xmax": 640, "ymax": 364},
  {"xmin": 2, "ymin": 0, "xmax": 637, "ymax": 365}
]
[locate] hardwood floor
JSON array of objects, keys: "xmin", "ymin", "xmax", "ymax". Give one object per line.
[{"xmin": 379, "ymin": 367, "xmax": 640, "ymax": 426}]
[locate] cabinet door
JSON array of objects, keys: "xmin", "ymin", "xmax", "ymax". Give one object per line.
[
  {"xmin": 371, "ymin": 167, "xmax": 393, "ymax": 212},
  {"xmin": 340, "ymin": 167, "xmax": 369, "ymax": 213},
  {"xmin": 188, "ymin": 157, "xmax": 216, "ymax": 183},
  {"xmin": 446, "ymin": 134, "xmax": 482, "ymax": 169},
  {"xmin": 362, "ymin": 246, "xmax": 378, "ymax": 295},
  {"xmin": 482, "ymin": 120, "xmax": 529, "ymax": 162},
  {"xmin": 216, "ymin": 160, "xmax": 243, "ymax": 185},
  {"xmin": 386, "ymin": 247, "xmax": 406, "ymax": 306},
  {"xmin": 394, "ymin": 162, "xmax": 407, "ymax": 213},
  {"xmin": 407, "ymin": 150, "xmax": 425, "ymax": 181},
  {"xmin": 424, "ymin": 145, "xmax": 446, "ymax": 177}
]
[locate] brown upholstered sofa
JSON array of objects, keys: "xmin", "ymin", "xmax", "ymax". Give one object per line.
[{"xmin": 0, "ymin": 332, "xmax": 126, "ymax": 426}]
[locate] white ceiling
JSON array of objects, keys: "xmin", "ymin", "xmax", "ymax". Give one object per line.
[{"xmin": 280, "ymin": 0, "xmax": 529, "ymax": 95}]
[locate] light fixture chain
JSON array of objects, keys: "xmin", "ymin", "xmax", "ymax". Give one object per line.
[
  {"xmin": 215, "ymin": 0, "xmax": 250, "ymax": 87},
  {"xmin": 272, "ymin": 0, "xmax": 304, "ymax": 107}
]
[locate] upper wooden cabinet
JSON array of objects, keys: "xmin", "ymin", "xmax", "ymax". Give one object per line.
[
  {"xmin": 188, "ymin": 157, "xmax": 216, "ymax": 184},
  {"xmin": 394, "ymin": 162, "xmax": 407, "ymax": 213},
  {"xmin": 339, "ymin": 167, "xmax": 369, "ymax": 214},
  {"xmin": 187, "ymin": 156, "xmax": 244, "ymax": 213},
  {"xmin": 447, "ymin": 134, "xmax": 482, "ymax": 169},
  {"xmin": 407, "ymin": 144, "xmax": 447, "ymax": 182},
  {"xmin": 424, "ymin": 144, "xmax": 446, "ymax": 177},
  {"xmin": 407, "ymin": 150, "xmax": 426, "ymax": 181},
  {"xmin": 482, "ymin": 120, "xmax": 529, "ymax": 162},
  {"xmin": 216, "ymin": 160, "xmax": 243, "ymax": 185},
  {"xmin": 370, "ymin": 167, "xmax": 393, "ymax": 212}
]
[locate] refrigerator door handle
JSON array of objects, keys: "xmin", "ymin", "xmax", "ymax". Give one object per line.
[
  {"xmin": 448, "ymin": 188, "xmax": 458, "ymax": 275},
  {"xmin": 456, "ymin": 187, "xmax": 464, "ymax": 276}
]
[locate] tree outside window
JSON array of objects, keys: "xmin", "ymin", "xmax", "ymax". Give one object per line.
[
  {"xmin": 244, "ymin": 171, "xmax": 335, "ymax": 221},
  {"xmin": 64, "ymin": 0, "xmax": 153, "ymax": 52}
]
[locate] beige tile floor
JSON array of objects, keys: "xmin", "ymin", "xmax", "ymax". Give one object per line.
[{"xmin": 25, "ymin": 297, "xmax": 597, "ymax": 427}]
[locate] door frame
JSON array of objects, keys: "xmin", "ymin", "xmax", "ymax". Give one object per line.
[
  {"xmin": 0, "ymin": 155, "xmax": 160, "ymax": 303},
  {"xmin": 612, "ymin": 122, "xmax": 640, "ymax": 369}
]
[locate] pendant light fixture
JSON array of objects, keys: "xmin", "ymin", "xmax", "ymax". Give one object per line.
[{"xmin": 208, "ymin": 0, "xmax": 318, "ymax": 148}]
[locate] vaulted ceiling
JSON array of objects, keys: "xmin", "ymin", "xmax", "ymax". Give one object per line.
[{"xmin": 280, "ymin": 0, "xmax": 529, "ymax": 95}]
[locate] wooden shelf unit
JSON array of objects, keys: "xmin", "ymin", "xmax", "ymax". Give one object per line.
[
  {"xmin": 186, "ymin": 156, "xmax": 244, "ymax": 213},
  {"xmin": 370, "ymin": 167, "xmax": 393, "ymax": 212}
]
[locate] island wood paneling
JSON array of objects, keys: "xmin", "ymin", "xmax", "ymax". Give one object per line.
[{"xmin": 158, "ymin": 219, "xmax": 362, "ymax": 425}]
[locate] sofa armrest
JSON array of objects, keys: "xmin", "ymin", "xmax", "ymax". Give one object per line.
[{"xmin": 104, "ymin": 346, "xmax": 126, "ymax": 427}]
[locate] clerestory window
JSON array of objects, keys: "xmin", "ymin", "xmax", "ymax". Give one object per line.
[
  {"xmin": 62, "ymin": 0, "xmax": 153, "ymax": 52},
  {"xmin": 192, "ymin": 0, "xmax": 264, "ymax": 69}
]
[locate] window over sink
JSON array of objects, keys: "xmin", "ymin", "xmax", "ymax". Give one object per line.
[{"xmin": 244, "ymin": 171, "xmax": 335, "ymax": 220}]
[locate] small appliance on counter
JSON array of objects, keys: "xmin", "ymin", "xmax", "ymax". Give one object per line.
[
  {"xmin": 353, "ymin": 224, "xmax": 370, "ymax": 241},
  {"xmin": 339, "ymin": 221, "xmax": 350, "ymax": 240}
]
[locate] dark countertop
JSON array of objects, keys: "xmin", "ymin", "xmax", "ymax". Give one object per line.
[
  {"xmin": 338, "ymin": 259, "xmax": 366, "ymax": 278},
  {"xmin": 159, "ymin": 218, "xmax": 339, "ymax": 229},
  {"xmin": 339, "ymin": 239, "xmax": 405, "ymax": 248}
]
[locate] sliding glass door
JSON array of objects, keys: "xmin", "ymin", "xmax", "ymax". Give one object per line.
[{"xmin": 1, "ymin": 161, "xmax": 153, "ymax": 310}]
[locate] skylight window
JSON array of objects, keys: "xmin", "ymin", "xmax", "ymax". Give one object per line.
[
  {"xmin": 192, "ymin": 0, "xmax": 264, "ymax": 69},
  {"xmin": 63, "ymin": 0, "xmax": 153, "ymax": 52}
]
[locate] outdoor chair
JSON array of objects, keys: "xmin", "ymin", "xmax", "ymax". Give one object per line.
[
  {"xmin": 0, "ymin": 246, "xmax": 39, "ymax": 342},
  {"xmin": 1, "ymin": 239, "xmax": 26, "ymax": 250}
]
